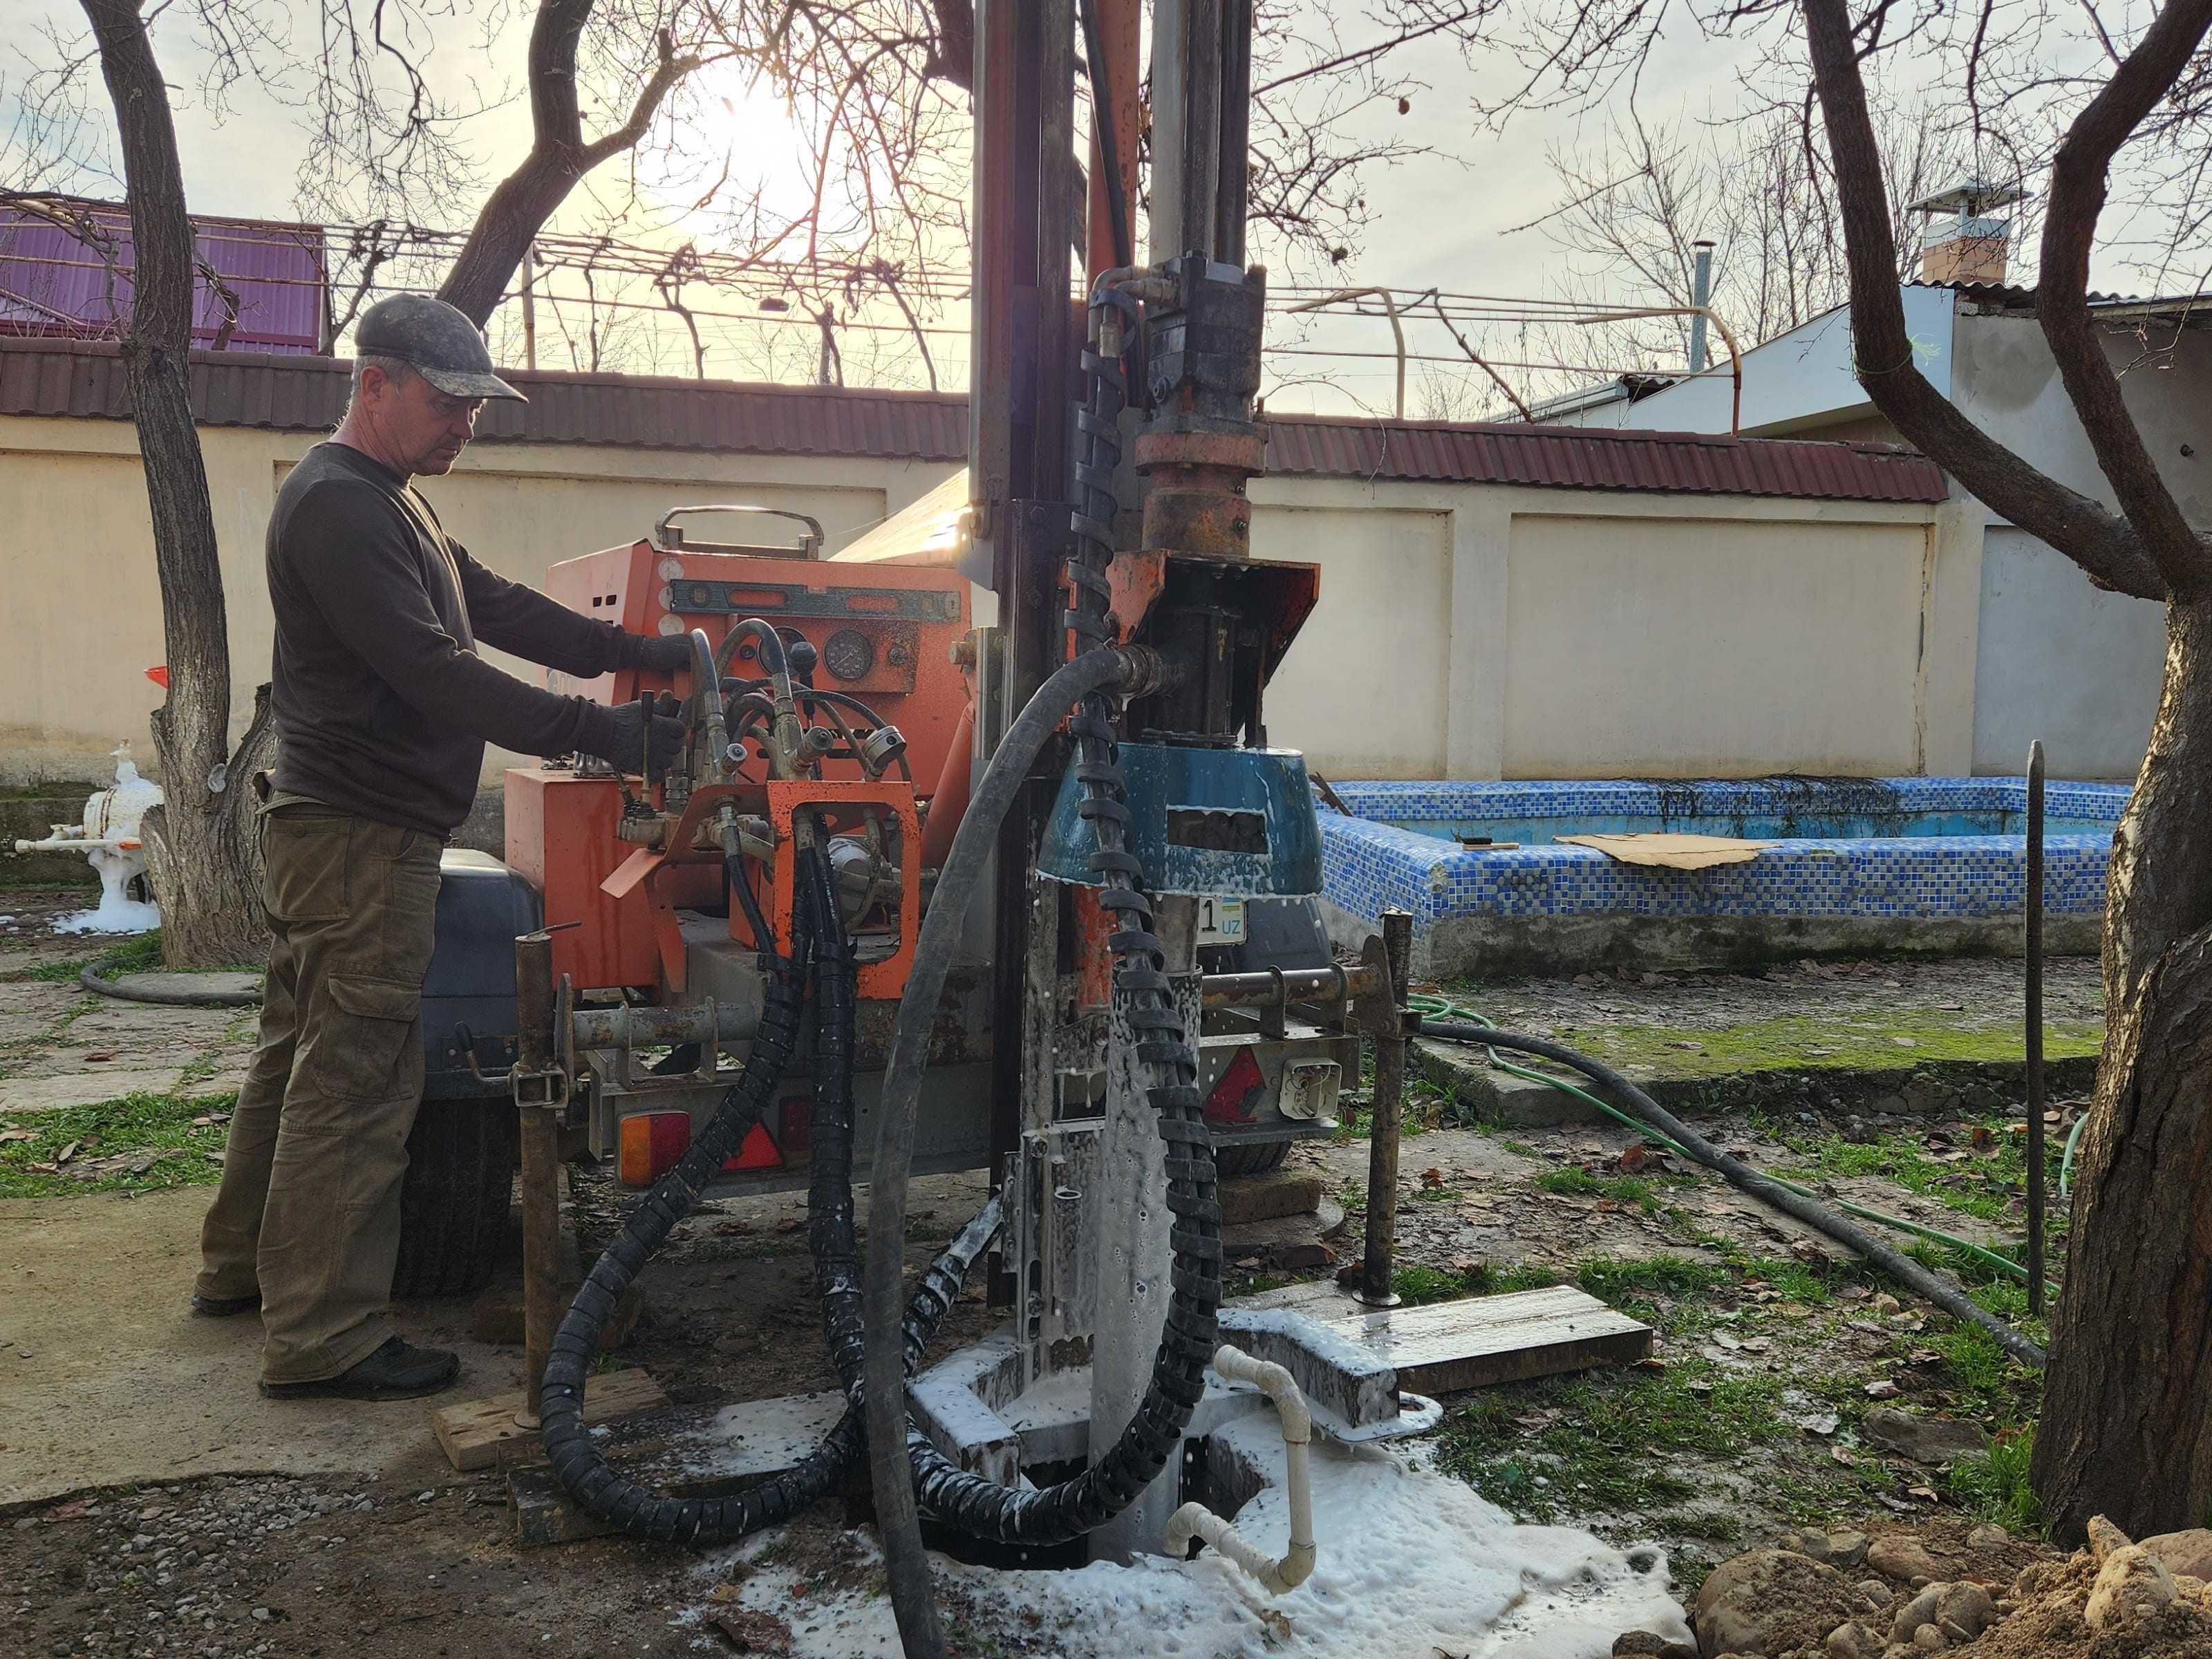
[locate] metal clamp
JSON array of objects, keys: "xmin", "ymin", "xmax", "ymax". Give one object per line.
[{"xmin": 513, "ymin": 1067, "xmax": 570, "ymax": 1112}]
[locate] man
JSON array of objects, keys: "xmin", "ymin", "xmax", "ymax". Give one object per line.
[{"xmin": 194, "ymin": 294, "xmax": 689, "ymax": 1401}]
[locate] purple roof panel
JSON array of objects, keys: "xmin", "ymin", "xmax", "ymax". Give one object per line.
[{"xmin": 0, "ymin": 207, "xmax": 325, "ymax": 353}]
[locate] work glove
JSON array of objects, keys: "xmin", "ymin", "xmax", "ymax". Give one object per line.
[
  {"xmin": 626, "ymin": 632, "xmax": 696, "ymax": 675},
  {"xmin": 581, "ymin": 694, "xmax": 688, "ymax": 782}
]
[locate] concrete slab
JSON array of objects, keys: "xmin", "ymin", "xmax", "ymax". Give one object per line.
[
  {"xmin": 0, "ymin": 1187, "xmax": 514, "ymax": 1506},
  {"xmin": 0, "ymin": 1069, "xmax": 184, "ymax": 1115},
  {"xmin": 1414, "ymin": 1038, "xmax": 1604, "ymax": 1127}
]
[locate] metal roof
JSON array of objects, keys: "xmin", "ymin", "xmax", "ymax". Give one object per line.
[
  {"xmin": 0, "ymin": 337, "xmax": 1947, "ymax": 502},
  {"xmin": 1264, "ymin": 414, "xmax": 1947, "ymax": 502},
  {"xmin": 0, "ymin": 207, "xmax": 326, "ymax": 353}
]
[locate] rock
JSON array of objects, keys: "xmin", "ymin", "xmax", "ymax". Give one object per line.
[
  {"xmin": 1857, "ymin": 1580, "xmax": 1893, "ymax": 1609},
  {"xmin": 2084, "ymin": 1543, "xmax": 2177, "ymax": 1632},
  {"xmin": 1865, "ymin": 1537, "xmax": 1942, "ymax": 1586},
  {"xmin": 1909, "ymin": 1628, "xmax": 1946, "ymax": 1652},
  {"xmin": 1693, "ymin": 1550, "xmax": 1862, "ymax": 1658},
  {"xmin": 2139, "ymin": 1526, "xmax": 2212, "ymax": 1582},
  {"xmin": 1888, "ymin": 1582, "xmax": 1996, "ymax": 1648},
  {"xmin": 1826, "ymin": 1530, "xmax": 1871, "ymax": 1571},
  {"xmin": 2086, "ymin": 1514, "xmax": 2133, "ymax": 1564},
  {"xmin": 1824, "ymin": 1621, "xmax": 1877, "ymax": 1658},
  {"xmin": 1964, "ymin": 1523, "xmax": 2009, "ymax": 1551},
  {"xmin": 1862, "ymin": 1408, "xmax": 1989, "ymax": 1466},
  {"xmin": 1611, "ymin": 1633, "xmax": 1697, "ymax": 1658}
]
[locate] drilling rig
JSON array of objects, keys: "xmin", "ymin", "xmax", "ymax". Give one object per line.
[{"xmin": 405, "ymin": 4, "xmax": 1433, "ymax": 1653}]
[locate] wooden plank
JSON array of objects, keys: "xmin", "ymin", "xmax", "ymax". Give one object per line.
[
  {"xmin": 1231, "ymin": 1280, "xmax": 1651, "ymax": 1397},
  {"xmin": 431, "ymin": 1367, "xmax": 668, "ymax": 1472}
]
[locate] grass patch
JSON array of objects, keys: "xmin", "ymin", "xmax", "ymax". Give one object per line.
[
  {"xmin": 1945, "ymin": 1430, "xmax": 2043, "ymax": 1534},
  {"xmin": 1538, "ymin": 1010, "xmax": 2103, "ymax": 1080},
  {"xmin": 0, "ymin": 1089, "xmax": 236, "ymax": 1197},
  {"xmin": 1392, "ymin": 1260, "xmax": 1559, "ymax": 1306},
  {"xmin": 1533, "ymin": 1167, "xmax": 1683, "ymax": 1212},
  {"xmin": 1433, "ymin": 1356, "xmax": 1788, "ymax": 1528}
]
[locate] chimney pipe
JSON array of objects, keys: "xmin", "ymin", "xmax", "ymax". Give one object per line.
[{"xmin": 1688, "ymin": 241, "xmax": 1714, "ymax": 373}]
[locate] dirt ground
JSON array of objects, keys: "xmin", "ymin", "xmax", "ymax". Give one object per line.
[{"xmin": 0, "ymin": 884, "xmax": 2086, "ymax": 1656}]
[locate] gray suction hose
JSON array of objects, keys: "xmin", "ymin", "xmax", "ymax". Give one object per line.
[
  {"xmin": 862, "ymin": 646, "xmax": 1160, "ymax": 1659},
  {"xmin": 1416, "ymin": 1020, "xmax": 2047, "ymax": 1369},
  {"xmin": 80, "ymin": 955, "xmax": 261, "ymax": 1007}
]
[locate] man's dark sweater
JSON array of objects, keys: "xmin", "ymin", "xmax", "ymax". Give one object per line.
[{"xmin": 267, "ymin": 442, "xmax": 634, "ymax": 836}]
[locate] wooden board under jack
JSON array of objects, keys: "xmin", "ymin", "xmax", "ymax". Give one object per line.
[
  {"xmin": 1232, "ymin": 1280, "xmax": 1651, "ymax": 1396},
  {"xmin": 431, "ymin": 1367, "xmax": 669, "ymax": 1472}
]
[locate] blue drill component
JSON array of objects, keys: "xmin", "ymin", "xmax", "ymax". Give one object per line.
[{"xmin": 1038, "ymin": 743, "xmax": 1322, "ymax": 897}]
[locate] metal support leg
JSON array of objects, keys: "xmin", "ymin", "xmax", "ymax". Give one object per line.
[
  {"xmin": 513, "ymin": 932, "xmax": 563, "ymax": 1431},
  {"xmin": 2025, "ymin": 742, "xmax": 2047, "ymax": 1317},
  {"xmin": 1358, "ymin": 911, "xmax": 1413, "ymax": 1308}
]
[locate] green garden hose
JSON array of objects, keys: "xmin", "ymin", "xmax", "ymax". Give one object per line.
[{"xmin": 1407, "ymin": 993, "xmax": 2039, "ymax": 1286}]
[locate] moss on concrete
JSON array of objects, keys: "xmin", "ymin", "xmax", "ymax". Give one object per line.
[{"xmin": 1541, "ymin": 1009, "xmax": 2102, "ymax": 1081}]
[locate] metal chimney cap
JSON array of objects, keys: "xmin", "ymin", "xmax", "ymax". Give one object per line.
[{"xmin": 1907, "ymin": 178, "xmax": 2027, "ymax": 218}]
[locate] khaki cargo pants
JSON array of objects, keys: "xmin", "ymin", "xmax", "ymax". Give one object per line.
[{"xmin": 196, "ymin": 799, "xmax": 443, "ymax": 1384}]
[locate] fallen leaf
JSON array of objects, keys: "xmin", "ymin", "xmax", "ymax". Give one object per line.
[
  {"xmin": 1893, "ymin": 1037, "xmax": 1918, "ymax": 1048},
  {"xmin": 1908, "ymin": 1485, "xmax": 1942, "ymax": 1503},
  {"xmin": 1865, "ymin": 1379, "xmax": 1902, "ymax": 1399},
  {"xmin": 1742, "ymin": 1336, "xmax": 1773, "ymax": 1353},
  {"xmin": 0, "ymin": 1128, "xmax": 34, "ymax": 1143},
  {"xmin": 1447, "ymin": 1256, "xmax": 1481, "ymax": 1273},
  {"xmin": 1617, "ymin": 1143, "xmax": 1653, "ymax": 1173},
  {"xmin": 53, "ymin": 1141, "xmax": 79, "ymax": 1165},
  {"xmin": 775, "ymin": 1217, "xmax": 803, "ymax": 1233},
  {"xmin": 714, "ymin": 1220, "xmax": 753, "ymax": 1235},
  {"xmin": 1633, "ymin": 1356, "xmax": 1669, "ymax": 1372},
  {"xmin": 1234, "ymin": 1257, "xmax": 1262, "ymax": 1270},
  {"xmin": 1831, "ymin": 1443, "xmax": 1857, "ymax": 1465},
  {"xmin": 1909, "ymin": 1349, "xmax": 1943, "ymax": 1366},
  {"xmin": 42, "ymin": 1499, "xmax": 92, "ymax": 1523},
  {"xmin": 1970, "ymin": 1124, "xmax": 1996, "ymax": 1154},
  {"xmin": 83, "ymin": 1052, "xmax": 115, "ymax": 1062},
  {"xmin": 1420, "ymin": 1167, "xmax": 1444, "ymax": 1190}
]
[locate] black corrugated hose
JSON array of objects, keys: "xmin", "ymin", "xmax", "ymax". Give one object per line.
[
  {"xmin": 538, "ymin": 847, "xmax": 1004, "ymax": 1540},
  {"xmin": 1417, "ymin": 1021, "xmax": 2046, "ymax": 1369},
  {"xmin": 863, "ymin": 290, "xmax": 1222, "ymax": 1657}
]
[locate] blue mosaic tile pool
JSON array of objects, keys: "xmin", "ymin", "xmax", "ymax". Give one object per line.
[{"xmin": 1320, "ymin": 777, "xmax": 2128, "ymax": 929}]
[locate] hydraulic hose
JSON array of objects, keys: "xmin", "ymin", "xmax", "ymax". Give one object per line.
[
  {"xmin": 859, "ymin": 646, "xmax": 1163, "ymax": 1655},
  {"xmin": 80, "ymin": 953, "xmax": 261, "ymax": 1007},
  {"xmin": 539, "ymin": 886, "xmax": 815, "ymax": 1541},
  {"xmin": 541, "ymin": 847, "xmax": 1009, "ymax": 1542},
  {"xmin": 868, "ymin": 289, "xmax": 1221, "ymax": 1653},
  {"xmin": 1416, "ymin": 1019, "xmax": 2047, "ymax": 1369}
]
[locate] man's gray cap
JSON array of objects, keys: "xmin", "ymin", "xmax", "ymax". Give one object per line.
[{"xmin": 355, "ymin": 294, "xmax": 527, "ymax": 402}]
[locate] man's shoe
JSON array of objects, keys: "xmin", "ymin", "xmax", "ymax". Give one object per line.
[
  {"xmin": 259, "ymin": 1338, "xmax": 460, "ymax": 1401},
  {"xmin": 191, "ymin": 1292, "xmax": 261, "ymax": 1318}
]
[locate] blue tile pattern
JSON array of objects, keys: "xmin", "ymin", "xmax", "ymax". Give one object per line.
[{"xmin": 1319, "ymin": 776, "xmax": 2128, "ymax": 931}]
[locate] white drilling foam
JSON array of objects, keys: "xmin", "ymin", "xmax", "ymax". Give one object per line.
[
  {"xmin": 51, "ymin": 846, "xmax": 161, "ymax": 936},
  {"xmin": 690, "ymin": 1414, "xmax": 1690, "ymax": 1658}
]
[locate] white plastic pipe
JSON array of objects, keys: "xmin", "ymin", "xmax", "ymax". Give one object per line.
[{"xmin": 1163, "ymin": 1344, "xmax": 1316, "ymax": 1593}]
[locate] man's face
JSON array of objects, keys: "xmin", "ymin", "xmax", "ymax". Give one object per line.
[{"xmin": 368, "ymin": 365, "xmax": 483, "ymax": 476}]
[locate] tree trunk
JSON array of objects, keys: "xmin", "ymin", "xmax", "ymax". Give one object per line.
[
  {"xmin": 80, "ymin": 0, "xmax": 270, "ymax": 966},
  {"xmin": 437, "ymin": 147, "xmax": 589, "ymax": 328},
  {"xmin": 2032, "ymin": 594, "xmax": 2212, "ymax": 1539}
]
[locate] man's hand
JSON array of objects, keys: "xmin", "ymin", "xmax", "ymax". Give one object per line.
[
  {"xmin": 628, "ymin": 633, "xmax": 695, "ymax": 675},
  {"xmin": 585, "ymin": 695, "xmax": 688, "ymax": 781}
]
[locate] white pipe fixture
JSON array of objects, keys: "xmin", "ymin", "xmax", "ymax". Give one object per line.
[{"xmin": 1163, "ymin": 1344, "xmax": 1317, "ymax": 1594}]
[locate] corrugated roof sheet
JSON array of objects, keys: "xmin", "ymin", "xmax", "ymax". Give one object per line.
[
  {"xmin": 1263, "ymin": 413, "xmax": 1947, "ymax": 502},
  {"xmin": 0, "ymin": 337, "xmax": 1947, "ymax": 502},
  {"xmin": 0, "ymin": 207, "xmax": 325, "ymax": 353}
]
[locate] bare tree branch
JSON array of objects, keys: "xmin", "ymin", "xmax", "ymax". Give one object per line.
[{"xmin": 1800, "ymin": 0, "xmax": 2166, "ymax": 600}]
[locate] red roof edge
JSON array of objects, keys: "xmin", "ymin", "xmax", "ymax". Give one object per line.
[{"xmin": 0, "ymin": 337, "xmax": 1946, "ymax": 502}]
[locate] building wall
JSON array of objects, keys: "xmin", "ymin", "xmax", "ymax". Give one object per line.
[
  {"xmin": 1247, "ymin": 477, "xmax": 1971, "ymax": 780},
  {"xmin": 4, "ymin": 410, "xmax": 1966, "ymax": 792},
  {"xmin": 1545, "ymin": 292, "xmax": 2205, "ymax": 780},
  {"xmin": 0, "ymin": 413, "xmax": 957, "ymax": 786},
  {"xmin": 1970, "ymin": 527, "xmax": 2166, "ymax": 778}
]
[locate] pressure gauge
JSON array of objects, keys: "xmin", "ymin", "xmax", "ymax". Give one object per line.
[{"xmin": 823, "ymin": 628, "xmax": 875, "ymax": 682}]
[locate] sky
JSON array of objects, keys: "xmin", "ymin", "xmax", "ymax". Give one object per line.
[{"xmin": 0, "ymin": 1, "xmax": 2127, "ymax": 416}]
